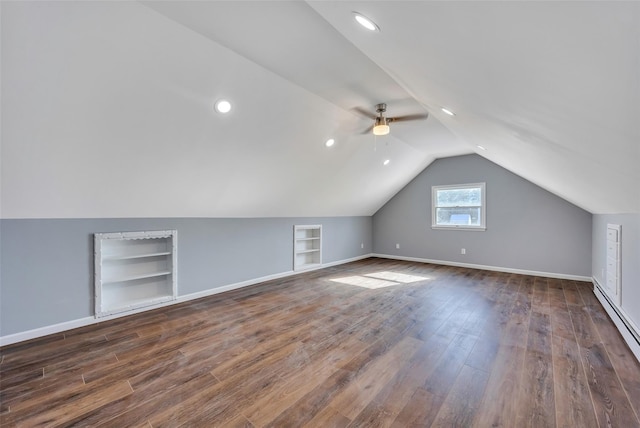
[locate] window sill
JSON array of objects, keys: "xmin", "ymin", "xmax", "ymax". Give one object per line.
[{"xmin": 431, "ymin": 225, "xmax": 486, "ymax": 231}]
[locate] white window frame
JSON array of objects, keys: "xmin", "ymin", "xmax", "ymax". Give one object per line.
[{"xmin": 431, "ymin": 182, "xmax": 486, "ymax": 231}]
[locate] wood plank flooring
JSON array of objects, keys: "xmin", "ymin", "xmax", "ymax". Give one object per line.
[{"xmin": 1, "ymin": 258, "xmax": 639, "ymax": 427}]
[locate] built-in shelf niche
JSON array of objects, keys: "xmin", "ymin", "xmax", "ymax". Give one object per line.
[
  {"xmin": 293, "ymin": 225, "xmax": 322, "ymax": 271},
  {"xmin": 95, "ymin": 230, "xmax": 177, "ymax": 318},
  {"xmin": 605, "ymin": 224, "xmax": 622, "ymax": 305}
]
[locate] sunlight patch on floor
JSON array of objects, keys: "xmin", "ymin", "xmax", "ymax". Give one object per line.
[
  {"xmin": 366, "ymin": 271, "xmax": 428, "ymax": 284},
  {"xmin": 330, "ymin": 275, "xmax": 398, "ymax": 289},
  {"xmin": 330, "ymin": 271, "xmax": 430, "ymax": 289}
]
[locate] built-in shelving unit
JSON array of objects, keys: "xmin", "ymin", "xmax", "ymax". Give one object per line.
[
  {"xmin": 293, "ymin": 225, "xmax": 322, "ymax": 271},
  {"xmin": 595, "ymin": 223, "xmax": 640, "ymax": 362},
  {"xmin": 95, "ymin": 230, "xmax": 177, "ymax": 318},
  {"xmin": 605, "ymin": 224, "xmax": 621, "ymax": 306}
]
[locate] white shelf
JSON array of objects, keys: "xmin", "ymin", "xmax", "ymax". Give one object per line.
[
  {"xmin": 95, "ymin": 230, "xmax": 177, "ymax": 318},
  {"xmin": 99, "ymin": 293, "xmax": 175, "ymax": 318},
  {"xmin": 102, "ymin": 270, "xmax": 172, "ymax": 283},
  {"xmin": 294, "ymin": 225, "xmax": 322, "ymax": 271},
  {"xmin": 103, "ymin": 251, "xmax": 172, "ymax": 261}
]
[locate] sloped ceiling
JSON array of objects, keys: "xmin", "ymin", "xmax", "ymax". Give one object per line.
[{"xmin": 1, "ymin": 1, "xmax": 638, "ymax": 218}]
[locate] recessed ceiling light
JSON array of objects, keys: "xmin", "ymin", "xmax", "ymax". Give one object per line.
[
  {"xmin": 214, "ymin": 99, "xmax": 232, "ymax": 114},
  {"xmin": 325, "ymin": 138, "xmax": 335, "ymax": 148},
  {"xmin": 441, "ymin": 107, "xmax": 455, "ymax": 116},
  {"xmin": 476, "ymin": 145, "xmax": 487, "ymax": 151},
  {"xmin": 383, "ymin": 159, "xmax": 390, "ymax": 166},
  {"xmin": 353, "ymin": 12, "xmax": 379, "ymax": 32}
]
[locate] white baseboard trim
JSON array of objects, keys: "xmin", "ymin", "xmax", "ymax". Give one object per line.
[
  {"xmin": 322, "ymin": 254, "xmax": 372, "ymax": 268},
  {"xmin": 0, "ymin": 254, "xmax": 372, "ymax": 347},
  {"xmin": 593, "ymin": 278, "xmax": 640, "ymax": 363},
  {"xmin": 371, "ymin": 253, "xmax": 592, "ymax": 282},
  {"xmin": 0, "ymin": 316, "xmax": 97, "ymax": 348},
  {"xmin": 172, "ymin": 254, "xmax": 371, "ymax": 303}
]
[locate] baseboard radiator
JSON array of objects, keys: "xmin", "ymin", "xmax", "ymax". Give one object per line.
[{"xmin": 593, "ymin": 278, "xmax": 640, "ymax": 363}]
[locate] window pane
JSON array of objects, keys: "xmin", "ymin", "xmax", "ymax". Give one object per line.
[
  {"xmin": 436, "ymin": 187, "xmax": 481, "ymax": 207},
  {"xmin": 436, "ymin": 207, "xmax": 481, "ymax": 226}
]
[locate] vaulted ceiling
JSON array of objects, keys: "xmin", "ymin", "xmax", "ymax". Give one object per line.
[{"xmin": 2, "ymin": 1, "xmax": 638, "ymax": 218}]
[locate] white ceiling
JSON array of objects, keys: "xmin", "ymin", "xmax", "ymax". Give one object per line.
[
  {"xmin": 2, "ymin": 1, "xmax": 638, "ymax": 218},
  {"xmin": 144, "ymin": 0, "xmax": 640, "ymax": 215}
]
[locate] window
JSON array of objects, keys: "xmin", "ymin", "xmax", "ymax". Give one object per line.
[{"xmin": 432, "ymin": 183, "xmax": 486, "ymax": 230}]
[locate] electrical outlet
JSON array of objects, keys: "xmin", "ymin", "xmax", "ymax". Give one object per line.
[
  {"xmin": 361, "ymin": 243, "xmax": 364, "ymax": 249},
  {"xmin": 461, "ymin": 248, "xmax": 466, "ymax": 255},
  {"xmin": 396, "ymin": 243, "xmax": 400, "ymax": 249}
]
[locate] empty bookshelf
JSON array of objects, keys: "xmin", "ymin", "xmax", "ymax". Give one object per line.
[
  {"xmin": 293, "ymin": 225, "xmax": 322, "ymax": 271},
  {"xmin": 94, "ymin": 230, "xmax": 177, "ymax": 318}
]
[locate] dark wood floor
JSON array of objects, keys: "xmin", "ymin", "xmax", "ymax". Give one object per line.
[{"xmin": 1, "ymin": 258, "xmax": 639, "ymax": 427}]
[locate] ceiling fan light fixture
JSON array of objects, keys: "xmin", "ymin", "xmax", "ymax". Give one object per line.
[
  {"xmin": 354, "ymin": 12, "xmax": 379, "ymax": 32},
  {"xmin": 373, "ymin": 116, "xmax": 389, "ymax": 136},
  {"xmin": 373, "ymin": 124, "xmax": 390, "ymax": 136}
]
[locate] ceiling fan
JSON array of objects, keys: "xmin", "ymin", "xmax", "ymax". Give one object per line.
[{"xmin": 355, "ymin": 103, "xmax": 429, "ymax": 136}]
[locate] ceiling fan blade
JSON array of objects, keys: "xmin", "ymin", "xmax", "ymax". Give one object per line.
[
  {"xmin": 352, "ymin": 107, "xmax": 378, "ymax": 120},
  {"xmin": 388, "ymin": 113, "xmax": 429, "ymax": 123},
  {"xmin": 360, "ymin": 125, "xmax": 374, "ymax": 135}
]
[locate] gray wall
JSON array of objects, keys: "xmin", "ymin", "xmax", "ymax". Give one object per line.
[
  {"xmin": 373, "ymin": 154, "xmax": 592, "ymax": 277},
  {"xmin": 592, "ymin": 213, "xmax": 640, "ymax": 328},
  {"xmin": 0, "ymin": 216, "xmax": 372, "ymax": 336}
]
